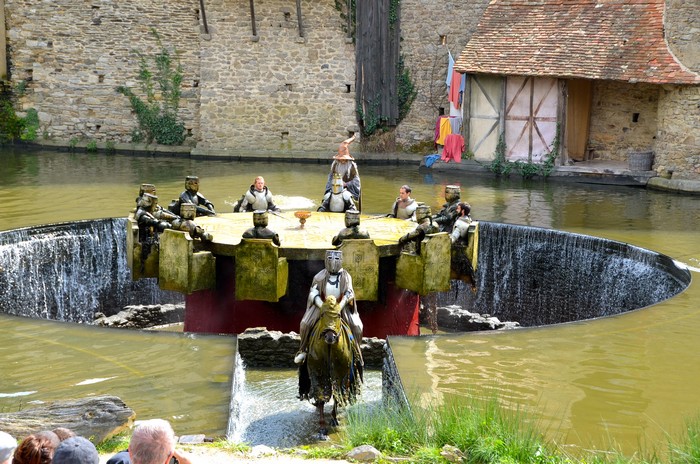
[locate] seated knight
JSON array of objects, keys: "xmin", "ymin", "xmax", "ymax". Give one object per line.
[
  {"xmin": 331, "ymin": 210, "xmax": 370, "ymax": 246},
  {"xmin": 295, "ymin": 250, "xmax": 363, "ymax": 366},
  {"xmin": 449, "ymin": 202, "xmax": 477, "ymax": 291},
  {"xmin": 171, "ymin": 175, "xmax": 216, "ymax": 217},
  {"xmin": 135, "ymin": 193, "xmax": 173, "ymax": 267},
  {"xmin": 432, "ymin": 184, "xmax": 461, "ymax": 233},
  {"xmin": 398, "ymin": 204, "xmax": 439, "ymax": 255},
  {"xmin": 450, "ymin": 202, "xmax": 473, "ymax": 245},
  {"xmin": 175, "ymin": 202, "xmax": 213, "ymax": 242},
  {"xmin": 318, "ymin": 174, "xmax": 356, "ymax": 213},
  {"xmin": 234, "ymin": 176, "xmax": 281, "ymax": 213},
  {"xmin": 242, "ymin": 210, "xmax": 281, "ymax": 246}
]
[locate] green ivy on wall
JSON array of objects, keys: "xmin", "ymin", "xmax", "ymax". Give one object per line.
[{"xmin": 116, "ymin": 29, "xmax": 186, "ymax": 146}]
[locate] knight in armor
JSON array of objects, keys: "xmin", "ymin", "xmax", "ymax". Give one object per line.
[
  {"xmin": 242, "ymin": 210, "xmax": 281, "ymax": 246},
  {"xmin": 171, "ymin": 176, "xmax": 216, "ymax": 217},
  {"xmin": 234, "ymin": 176, "xmax": 281, "ymax": 213},
  {"xmin": 450, "ymin": 202, "xmax": 473, "ymax": 244},
  {"xmin": 389, "ymin": 184, "xmax": 418, "ymax": 221},
  {"xmin": 175, "ymin": 202, "xmax": 213, "ymax": 242},
  {"xmin": 135, "ymin": 183, "xmax": 157, "ymax": 211},
  {"xmin": 135, "ymin": 193, "xmax": 173, "ymax": 266},
  {"xmin": 398, "ymin": 204, "xmax": 439, "ymax": 255},
  {"xmin": 331, "ymin": 209, "xmax": 370, "ymax": 246},
  {"xmin": 295, "ymin": 250, "xmax": 363, "ymax": 365},
  {"xmin": 450, "ymin": 202, "xmax": 477, "ymax": 292},
  {"xmin": 324, "ymin": 134, "xmax": 361, "ymax": 200},
  {"xmin": 318, "ymin": 174, "xmax": 356, "ymax": 213},
  {"xmin": 432, "ymin": 184, "xmax": 461, "ymax": 233}
]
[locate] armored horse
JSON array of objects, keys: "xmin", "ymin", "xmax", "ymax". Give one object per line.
[{"xmin": 298, "ymin": 295, "xmax": 363, "ymax": 438}]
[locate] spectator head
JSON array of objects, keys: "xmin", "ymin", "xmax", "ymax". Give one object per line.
[
  {"xmin": 52, "ymin": 437, "xmax": 98, "ymax": 464},
  {"xmin": 0, "ymin": 431, "xmax": 17, "ymax": 464},
  {"xmin": 52, "ymin": 428, "xmax": 76, "ymax": 442},
  {"xmin": 12, "ymin": 434, "xmax": 53, "ymax": 464},
  {"xmin": 128, "ymin": 419, "xmax": 176, "ymax": 464}
]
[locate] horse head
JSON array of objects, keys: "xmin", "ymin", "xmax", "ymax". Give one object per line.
[{"xmin": 319, "ymin": 295, "xmax": 342, "ymax": 345}]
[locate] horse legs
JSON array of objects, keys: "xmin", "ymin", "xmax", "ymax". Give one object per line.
[
  {"xmin": 317, "ymin": 400, "xmax": 329, "ymax": 440},
  {"xmin": 329, "ymin": 399, "xmax": 339, "ymax": 427}
]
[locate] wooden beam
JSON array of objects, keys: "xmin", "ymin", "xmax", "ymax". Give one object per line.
[
  {"xmin": 0, "ymin": 0, "xmax": 7, "ymax": 80},
  {"xmin": 199, "ymin": 0, "xmax": 209, "ymax": 35},
  {"xmin": 249, "ymin": 0, "xmax": 257, "ymax": 37},
  {"xmin": 296, "ymin": 0, "xmax": 304, "ymax": 38}
]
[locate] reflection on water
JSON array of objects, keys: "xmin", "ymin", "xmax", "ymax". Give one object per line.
[
  {"xmin": 0, "ymin": 314, "xmax": 235, "ymax": 436},
  {"xmin": 1, "ymin": 147, "xmax": 699, "ymax": 452}
]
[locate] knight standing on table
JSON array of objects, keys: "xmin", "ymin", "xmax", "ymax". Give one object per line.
[
  {"xmin": 241, "ymin": 210, "xmax": 281, "ymax": 246},
  {"xmin": 390, "ymin": 184, "xmax": 418, "ymax": 220},
  {"xmin": 331, "ymin": 210, "xmax": 370, "ymax": 246},
  {"xmin": 432, "ymin": 184, "xmax": 461, "ymax": 233},
  {"xmin": 318, "ymin": 174, "xmax": 356, "ymax": 212},
  {"xmin": 173, "ymin": 175, "xmax": 216, "ymax": 217},
  {"xmin": 325, "ymin": 134, "xmax": 361, "ymax": 201},
  {"xmin": 234, "ymin": 176, "xmax": 281, "ymax": 212},
  {"xmin": 295, "ymin": 250, "xmax": 363, "ymax": 365}
]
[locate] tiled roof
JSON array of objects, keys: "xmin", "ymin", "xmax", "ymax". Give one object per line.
[{"xmin": 454, "ymin": 0, "xmax": 700, "ymax": 84}]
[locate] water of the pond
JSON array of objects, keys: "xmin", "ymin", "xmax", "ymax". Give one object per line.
[{"xmin": 0, "ymin": 147, "xmax": 698, "ymax": 453}]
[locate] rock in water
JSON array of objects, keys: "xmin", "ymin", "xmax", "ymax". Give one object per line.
[{"xmin": 0, "ymin": 395, "xmax": 135, "ymax": 443}]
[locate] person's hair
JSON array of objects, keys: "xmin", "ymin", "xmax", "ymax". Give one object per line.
[
  {"xmin": 12, "ymin": 435, "xmax": 54, "ymax": 464},
  {"xmin": 254, "ymin": 176, "xmax": 264, "ymax": 183},
  {"xmin": 458, "ymin": 202, "xmax": 471, "ymax": 216},
  {"xmin": 129, "ymin": 419, "xmax": 175, "ymax": 464},
  {"xmin": 52, "ymin": 428, "xmax": 76, "ymax": 442},
  {"xmin": 400, "ymin": 185, "xmax": 412, "ymax": 194}
]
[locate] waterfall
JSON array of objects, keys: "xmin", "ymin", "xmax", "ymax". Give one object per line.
[
  {"xmin": 439, "ymin": 222, "xmax": 690, "ymax": 327},
  {"xmin": 0, "ymin": 218, "xmax": 181, "ymax": 322}
]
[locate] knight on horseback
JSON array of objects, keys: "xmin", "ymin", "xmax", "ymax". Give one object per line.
[{"xmin": 294, "ymin": 250, "xmax": 363, "ymax": 366}]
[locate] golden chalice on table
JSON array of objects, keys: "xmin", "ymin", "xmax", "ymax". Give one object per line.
[{"xmin": 294, "ymin": 211, "xmax": 312, "ymax": 229}]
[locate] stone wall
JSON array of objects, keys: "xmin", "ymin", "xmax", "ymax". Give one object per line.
[
  {"xmin": 587, "ymin": 81, "xmax": 660, "ymax": 161},
  {"xmin": 4, "ymin": 0, "xmax": 202, "ymax": 143},
  {"xmin": 396, "ymin": 0, "xmax": 489, "ymax": 149},
  {"xmin": 196, "ymin": 0, "xmax": 356, "ymax": 154},
  {"xmin": 655, "ymin": 85, "xmax": 700, "ymax": 179},
  {"xmin": 658, "ymin": 0, "xmax": 700, "ymax": 180}
]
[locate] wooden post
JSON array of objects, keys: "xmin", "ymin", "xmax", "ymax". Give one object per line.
[
  {"xmin": 0, "ymin": 0, "xmax": 7, "ymax": 80},
  {"xmin": 296, "ymin": 0, "xmax": 304, "ymax": 38},
  {"xmin": 249, "ymin": 0, "xmax": 257, "ymax": 37},
  {"xmin": 199, "ymin": 0, "xmax": 209, "ymax": 35}
]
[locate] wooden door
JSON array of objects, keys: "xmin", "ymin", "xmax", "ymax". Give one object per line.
[
  {"xmin": 565, "ymin": 79, "xmax": 592, "ymax": 161},
  {"xmin": 467, "ymin": 75, "xmax": 503, "ymax": 161},
  {"xmin": 505, "ymin": 76, "xmax": 558, "ymax": 162}
]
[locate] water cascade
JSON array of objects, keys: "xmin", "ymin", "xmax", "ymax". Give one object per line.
[
  {"xmin": 441, "ymin": 221, "xmax": 690, "ymax": 326},
  {"xmin": 0, "ymin": 218, "xmax": 181, "ymax": 322}
]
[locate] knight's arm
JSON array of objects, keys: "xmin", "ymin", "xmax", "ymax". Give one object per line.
[{"xmin": 308, "ymin": 283, "xmax": 323, "ymax": 308}]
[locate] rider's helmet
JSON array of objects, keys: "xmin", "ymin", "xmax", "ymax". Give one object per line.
[{"xmin": 325, "ymin": 250, "xmax": 343, "ymax": 274}]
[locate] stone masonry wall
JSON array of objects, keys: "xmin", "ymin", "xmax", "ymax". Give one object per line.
[
  {"xmin": 396, "ymin": 0, "xmax": 490, "ymax": 149},
  {"xmin": 655, "ymin": 86, "xmax": 700, "ymax": 179},
  {"xmin": 658, "ymin": 0, "xmax": 700, "ymax": 180},
  {"xmin": 4, "ymin": 0, "xmax": 202, "ymax": 144},
  {"xmin": 587, "ymin": 81, "xmax": 660, "ymax": 161},
  {"xmin": 196, "ymin": 0, "xmax": 356, "ymax": 154}
]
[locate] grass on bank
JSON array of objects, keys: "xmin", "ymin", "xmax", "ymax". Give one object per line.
[
  {"xmin": 96, "ymin": 399, "xmax": 700, "ymax": 464},
  {"xmin": 343, "ymin": 396, "xmax": 700, "ymax": 464}
]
